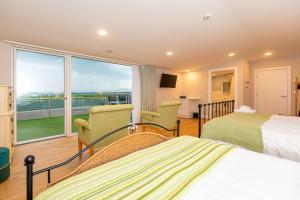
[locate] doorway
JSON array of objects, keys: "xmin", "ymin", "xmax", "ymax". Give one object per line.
[{"xmin": 254, "ymin": 66, "xmax": 291, "ymax": 115}]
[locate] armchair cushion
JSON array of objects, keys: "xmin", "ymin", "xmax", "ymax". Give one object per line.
[
  {"xmin": 160, "ymin": 101, "xmax": 182, "ymax": 107},
  {"xmin": 141, "ymin": 111, "xmax": 160, "ymax": 121},
  {"xmin": 76, "ymin": 104, "xmax": 134, "ymax": 149},
  {"xmin": 90, "ymin": 104, "xmax": 134, "ymax": 114},
  {"xmin": 141, "ymin": 101, "xmax": 181, "ymax": 130}
]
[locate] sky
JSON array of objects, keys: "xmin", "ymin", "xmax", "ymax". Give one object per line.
[{"xmin": 16, "ymin": 50, "xmax": 132, "ymax": 96}]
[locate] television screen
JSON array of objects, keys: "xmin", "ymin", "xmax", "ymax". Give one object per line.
[{"xmin": 160, "ymin": 73, "xmax": 177, "ymax": 88}]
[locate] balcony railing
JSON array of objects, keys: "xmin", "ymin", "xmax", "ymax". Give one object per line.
[{"xmin": 17, "ymin": 92, "xmax": 132, "ymax": 120}]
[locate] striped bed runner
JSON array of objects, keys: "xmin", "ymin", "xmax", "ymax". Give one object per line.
[{"xmin": 35, "ymin": 136, "xmax": 234, "ymax": 200}]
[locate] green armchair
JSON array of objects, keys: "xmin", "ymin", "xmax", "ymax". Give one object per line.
[
  {"xmin": 141, "ymin": 101, "xmax": 182, "ymax": 135},
  {"xmin": 75, "ymin": 104, "xmax": 134, "ymax": 157}
]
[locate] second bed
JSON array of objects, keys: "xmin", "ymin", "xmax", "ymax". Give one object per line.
[{"xmin": 202, "ymin": 112, "xmax": 300, "ymax": 162}]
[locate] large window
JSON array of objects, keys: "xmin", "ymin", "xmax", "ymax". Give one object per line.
[
  {"xmin": 71, "ymin": 57, "xmax": 132, "ymax": 132},
  {"xmin": 16, "ymin": 50, "xmax": 65, "ymax": 143},
  {"xmin": 15, "ymin": 48, "xmax": 133, "ymax": 144}
]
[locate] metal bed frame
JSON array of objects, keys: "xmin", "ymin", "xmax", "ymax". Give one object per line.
[
  {"xmin": 198, "ymin": 100, "xmax": 235, "ymax": 137},
  {"xmin": 24, "ymin": 121, "xmax": 180, "ymax": 200}
]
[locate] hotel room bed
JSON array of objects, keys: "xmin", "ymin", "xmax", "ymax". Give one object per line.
[
  {"xmin": 28, "ymin": 134, "xmax": 300, "ymax": 200},
  {"xmin": 202, "ymin": 112, "xmax": 300, "ymax": 162}
]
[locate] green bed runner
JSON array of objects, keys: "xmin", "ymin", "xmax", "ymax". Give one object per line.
[
  {"xmin": 35, "ymin": 136, "xmax": 234, "ymax": 200},
  {"xmin": 202, "ymin": 112, "xmax": 270, "ymax": 153}
]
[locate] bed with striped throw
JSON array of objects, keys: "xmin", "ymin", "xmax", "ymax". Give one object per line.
[{"xmin": 35, "ymin": 136, "xmax": 234, "ymax": 200}]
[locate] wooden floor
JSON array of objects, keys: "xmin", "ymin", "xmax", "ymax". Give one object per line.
[{"xmin": 0, "ymin": 118, "xmax": 198, "ymax": 200}]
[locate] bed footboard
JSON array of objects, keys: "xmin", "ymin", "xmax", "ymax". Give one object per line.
[
  {"xmin": 55, "ymin": 132, "xmax": 169, "ymax": 184},
  {"xmin": 198, "ymin": 100, "xmax": 235, "ymax": 137},
  {"xmin": 24, "ymin": 121, "xmax": 180, "ymax": 200}
]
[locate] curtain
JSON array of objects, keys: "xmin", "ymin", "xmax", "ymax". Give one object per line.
[
  {"xmin": 132, "ymin": 65, "xmax": 142, "ymax": 123},
  {"xmin": 140, "ymin": 65, "xmax": 157, "ymax": 112}
]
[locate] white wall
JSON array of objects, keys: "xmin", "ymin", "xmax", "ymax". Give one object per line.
[
  {"xmin": 156, "ymin": 55, "xmax": 300, "ymax": 116},
  {"xmin": 181, "ymin": 60, "xmax": 251, "ymax": 107},
  {"xmin": 181, "ymin": 69, "xmax": 208, "ymax": 103},
  {"xmin": 242, "ymin": 60, "xmax": 251, "ymax": 106},
  {"xmin": 250, "ymin": 54, "xmax": 300, "ymax": 115},
  {"xmin": 156, "ymin": 68, "xmax": 182, "ymax": 106},
  {"xmin": 0, "ymin": 42, "xmax": 13, "ymax": 86}
]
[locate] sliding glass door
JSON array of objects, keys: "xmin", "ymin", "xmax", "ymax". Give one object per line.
[
  {"xmin": 71, "ymin": 57, "xmax": 132, "ymax": 133},
  {"xmin": 15, "ymin": 49, "xmax": 133, "ymax": 143},
  {"xmin": 16, "ymin": 50, "xmax": 66, "ymax": 143}
]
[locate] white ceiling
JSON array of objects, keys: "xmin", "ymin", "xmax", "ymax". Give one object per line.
[{"xmin": 1, "ymin": 0, "xmax": 300, "ymax": 70}]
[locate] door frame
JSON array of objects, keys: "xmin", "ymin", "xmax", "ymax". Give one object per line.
[
  {"xmin": 208, "ymin": 66, "xmax": 238, "ymax": 104},
  {"xmin": 254, "ymin": 66, "xmax": 292, "ymax": 115},
  {"xmin": 13, "ymin": 47, "xmax": 70, "ymax": 144}
]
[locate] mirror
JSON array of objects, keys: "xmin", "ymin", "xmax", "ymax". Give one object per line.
[{"xmin": 211, "ymin": 70, "xmax": 235, "ymax": 102}]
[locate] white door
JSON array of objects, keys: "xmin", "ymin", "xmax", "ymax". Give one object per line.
[{"xmin": 254, "ymin": 67, "xmax": 291, "ymax": 115}]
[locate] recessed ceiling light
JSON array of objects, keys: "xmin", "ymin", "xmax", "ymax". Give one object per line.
[
  {"xmin": 203, "ymin": 13, "xmax": 212, "ymax": 21},
  {"xmin": 228, "ymin": 53, "xmax": 235, "ymax": 57},
  {"xmin": 98, "ymin": 30, "xmax": 108, "ymax": 36},
  {"xmin": 185, "ymin": 69, "xmax": 190, "ymax": 72},
  {"xmin": 264, "ymin": 52, "xmax": 273, "ymax": 56},
  {"xmin": 212, "ymin": 73, "xmax": 216, "ymax": 77},
  {"xmin": 166, "ymin": 51, "xmax": 173, "ymax": 56}
]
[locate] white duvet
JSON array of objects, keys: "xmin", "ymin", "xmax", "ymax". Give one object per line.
[
  {"xmin": 182, "ymin": 148, "xmax": 300, "ymax": 200},
  {"xmin": 261, "ymin": 115, "xmax": 300, "ymax": 162}
]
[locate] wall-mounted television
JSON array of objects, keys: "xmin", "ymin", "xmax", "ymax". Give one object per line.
[{"xmin": 160, "ymin": 73, "xmax": 177, "ymax": 88}]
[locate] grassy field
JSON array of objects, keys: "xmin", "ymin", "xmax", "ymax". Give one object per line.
[{"xmin": 17, "ymin": 114, "xmax": 88, "ymax": 142}]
